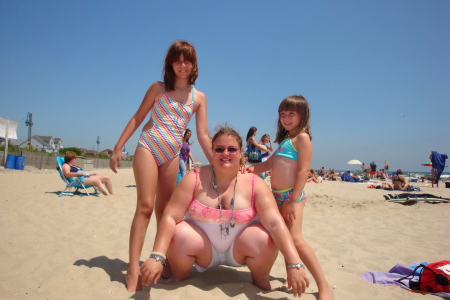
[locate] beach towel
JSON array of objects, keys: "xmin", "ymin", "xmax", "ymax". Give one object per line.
[
  {"xmin": 383, "ymin": 193, "xmax": 450, "ymax": 203},
  {"xmin": 361, "ymin": 262, "xmax": 450, "ymax": 299},
  {"xmin": 431, "ymin": 151, "xmax": 448, "ymax": 184}
]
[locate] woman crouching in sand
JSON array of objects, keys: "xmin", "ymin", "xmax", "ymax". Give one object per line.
[{"xmin": 140, "ymin": 126, "xmax": 309, "ymax": 297}]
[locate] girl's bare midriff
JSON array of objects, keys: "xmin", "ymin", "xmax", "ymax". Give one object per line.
[{"xmin": 271, "ymin": 155, "xmax": 297, "ymax": 190}]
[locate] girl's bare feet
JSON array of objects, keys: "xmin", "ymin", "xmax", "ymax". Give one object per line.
[
  {"xmin": 252, "ymin": 278, "xmax": 272, "ymax": 291},
  {"xmin": 126, "ymin": 267, "xmax": 142, "ymax": 292},
  {"xmin": 318, "ymin": 284, "xmax": 333, "ymax": 300}
]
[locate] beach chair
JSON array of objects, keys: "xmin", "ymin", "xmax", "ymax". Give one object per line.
[{"xmin": 56, "ymin": 157, "xmax": 99, "ymax": 196}]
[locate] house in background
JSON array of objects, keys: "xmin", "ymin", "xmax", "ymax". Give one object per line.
[
  {"xmin": 81, "ymin": 149, "xmax": 97, "ymax": 157},
  {"xmin": 79, "ymin": 149, "xmax": 113, "ymax": 157},
  {"xmin": 100, "ymin": 149, "xmax": 113, "ymax": 156},
  {"xmin": 18, "ymin": 135, "xmax": 63, "ymax": 153}
]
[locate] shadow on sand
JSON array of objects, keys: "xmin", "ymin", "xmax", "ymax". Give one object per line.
[{"xmin": 73, "ymin": 255, "xmax": 311, "ymax": 299}]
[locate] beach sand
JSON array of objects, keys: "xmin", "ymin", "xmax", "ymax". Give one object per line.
[{"xmin": 1, "ymin": 167, "xmax": 449, "ymax": 299}]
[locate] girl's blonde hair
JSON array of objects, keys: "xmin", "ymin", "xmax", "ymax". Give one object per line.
[
  {"xmin": 163, "ymin": 41, "xmax": 198, "ymax": 91},
  {"xmin": 275, "ymin": 95, "xmax": 312, "ymax": 143},
  {"xmin": 260, "ymin": 134, "xmax": 270, "ymax": 143}
]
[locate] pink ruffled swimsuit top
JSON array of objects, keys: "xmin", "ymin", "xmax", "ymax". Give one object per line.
[{"xmin": 184, "ymin": 169, "xmax": 259, "ymax": 253}]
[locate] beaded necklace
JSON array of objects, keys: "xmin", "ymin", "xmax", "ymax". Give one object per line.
[{"xmin": 211, "ymin": 166, "xmax": 237, "ymax": 237}]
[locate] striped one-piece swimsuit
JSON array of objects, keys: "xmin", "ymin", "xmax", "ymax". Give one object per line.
[{"xmin": 138, "ymin": 88, "xmax": 195, "ymax": 166}]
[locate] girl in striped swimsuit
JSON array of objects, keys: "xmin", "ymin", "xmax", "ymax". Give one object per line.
[{"xmin": 110, "ymin": 41, "xmax": 213, "ymax": 292}]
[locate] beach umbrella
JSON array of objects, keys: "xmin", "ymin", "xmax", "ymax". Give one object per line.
[
  {"xmin": 346, "ymin": 160, "xmax": 362, "ymax": 165},
  {"xmin": 421, "ymin": 161, "xmax": 448, "ymax": 167}
]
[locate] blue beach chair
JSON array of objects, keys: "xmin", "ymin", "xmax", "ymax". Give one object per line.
[{"xmin": 56, "ymin": 157, "xmax": 99, "ymax": 196}]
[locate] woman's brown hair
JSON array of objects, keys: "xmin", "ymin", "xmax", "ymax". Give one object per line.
[{"xmin": 64, "ymin": 151, "xmax": 77, "ymax": 163}]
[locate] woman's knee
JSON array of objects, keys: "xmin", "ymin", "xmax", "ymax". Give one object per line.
[
  {"xmin": 236, "ymin": 224, "xmax": 276, "ymax": 256},
  {"xmin": 168, "ymin": 222, "xmax": 209, "ymax": 257},
  {"xmin": 169, "ymin": 226, "xmax": 187, "ymax": 251},
  {"xmin": 259, "ymin": 232, "xmax": 276, "ymax": 254},
  {"xmin": 171, "ymin": 222, "xmax": 197, "ymax": 247}
]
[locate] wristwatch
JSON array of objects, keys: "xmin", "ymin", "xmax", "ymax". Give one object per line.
[
  {"xmin": 149, "ymin": 253, "xmax": 166, "ymax": 266},
  {"xmin": 287, "ymin": 263, "xmax": 305, "ymax": 269}
]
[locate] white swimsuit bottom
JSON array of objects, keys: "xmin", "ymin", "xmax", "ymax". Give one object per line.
[{"xmin": 184, "ymin": 214, "xmax": 260, "ymax": 272}]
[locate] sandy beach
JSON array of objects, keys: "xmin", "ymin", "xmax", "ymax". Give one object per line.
[{"xmin": 0, "ymin": 167, "xmax": 449, "ymax": 300}]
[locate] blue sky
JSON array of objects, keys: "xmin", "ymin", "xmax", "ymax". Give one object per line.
[{"xmin": 1, "ymin": 0, "xmax": 449, "ymax": 172}]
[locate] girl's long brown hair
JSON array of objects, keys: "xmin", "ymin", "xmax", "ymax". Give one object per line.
[
  {"xmin": 163, "ymin": 41, "xmax": 198, "ymax": 91},
  {"xmin": 274, "ymin": 95, "xmax": 312, "ymax": 143}
]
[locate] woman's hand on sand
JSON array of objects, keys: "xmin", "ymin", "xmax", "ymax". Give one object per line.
[
  {"xmin": 286, "ymin": 267, "xmax": 309, "ymax": 297},
  {"xmin": 109, "ymin": 150, "xmax": 122, "ymax": 173},
  {"xmin": 140, "ymin": 258, "xmax": 164, "ymax": 286},
  {"xmin": 281, "ymin": 201, "xmax": 297, "ymax": 223}
]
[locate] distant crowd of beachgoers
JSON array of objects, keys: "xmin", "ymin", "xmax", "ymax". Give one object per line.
[{"xmin": 304, "ymin": 167, "xmax": 449, "ymax": 184}]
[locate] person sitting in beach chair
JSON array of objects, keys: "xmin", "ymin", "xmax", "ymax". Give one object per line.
[
  {"xmin": 61, "ymin": 151, "xmax": 114, "ymax": 196},
  {"xmin": 384, "ymin": 169, "xmax": 410, "ymax": 191}
]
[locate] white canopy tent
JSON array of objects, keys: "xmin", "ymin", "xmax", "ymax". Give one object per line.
[{"xmin": 0, "ymin": 117, "xmax": 19, "ymax": 163}]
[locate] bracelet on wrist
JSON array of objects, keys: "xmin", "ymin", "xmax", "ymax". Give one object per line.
[
  {"xmin": 287, "ymin": 263, "xmax": 305, "ymax": 269},
  {"xmin": 149, "ymin": 251, "xmax": 166, "ymax": 266}
]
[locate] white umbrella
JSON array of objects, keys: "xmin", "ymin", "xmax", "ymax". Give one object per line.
[{"xmin": 346, "ymin": 160, "xmax": 362, "ymax": 165}]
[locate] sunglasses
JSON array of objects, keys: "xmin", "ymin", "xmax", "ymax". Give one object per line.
[{"xmin": 213, "ymin": 147, "xmax": 239, "ymax": 154}]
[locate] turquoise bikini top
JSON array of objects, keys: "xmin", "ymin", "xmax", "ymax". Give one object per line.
[{"xmin": 275, "ymin": 138, "xmax": 298, "ymax": 161}]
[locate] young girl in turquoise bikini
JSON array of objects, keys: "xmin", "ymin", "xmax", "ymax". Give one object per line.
[{"xmin": 247, "ymin": 95, "xmax": 332, "ymax": 300}]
